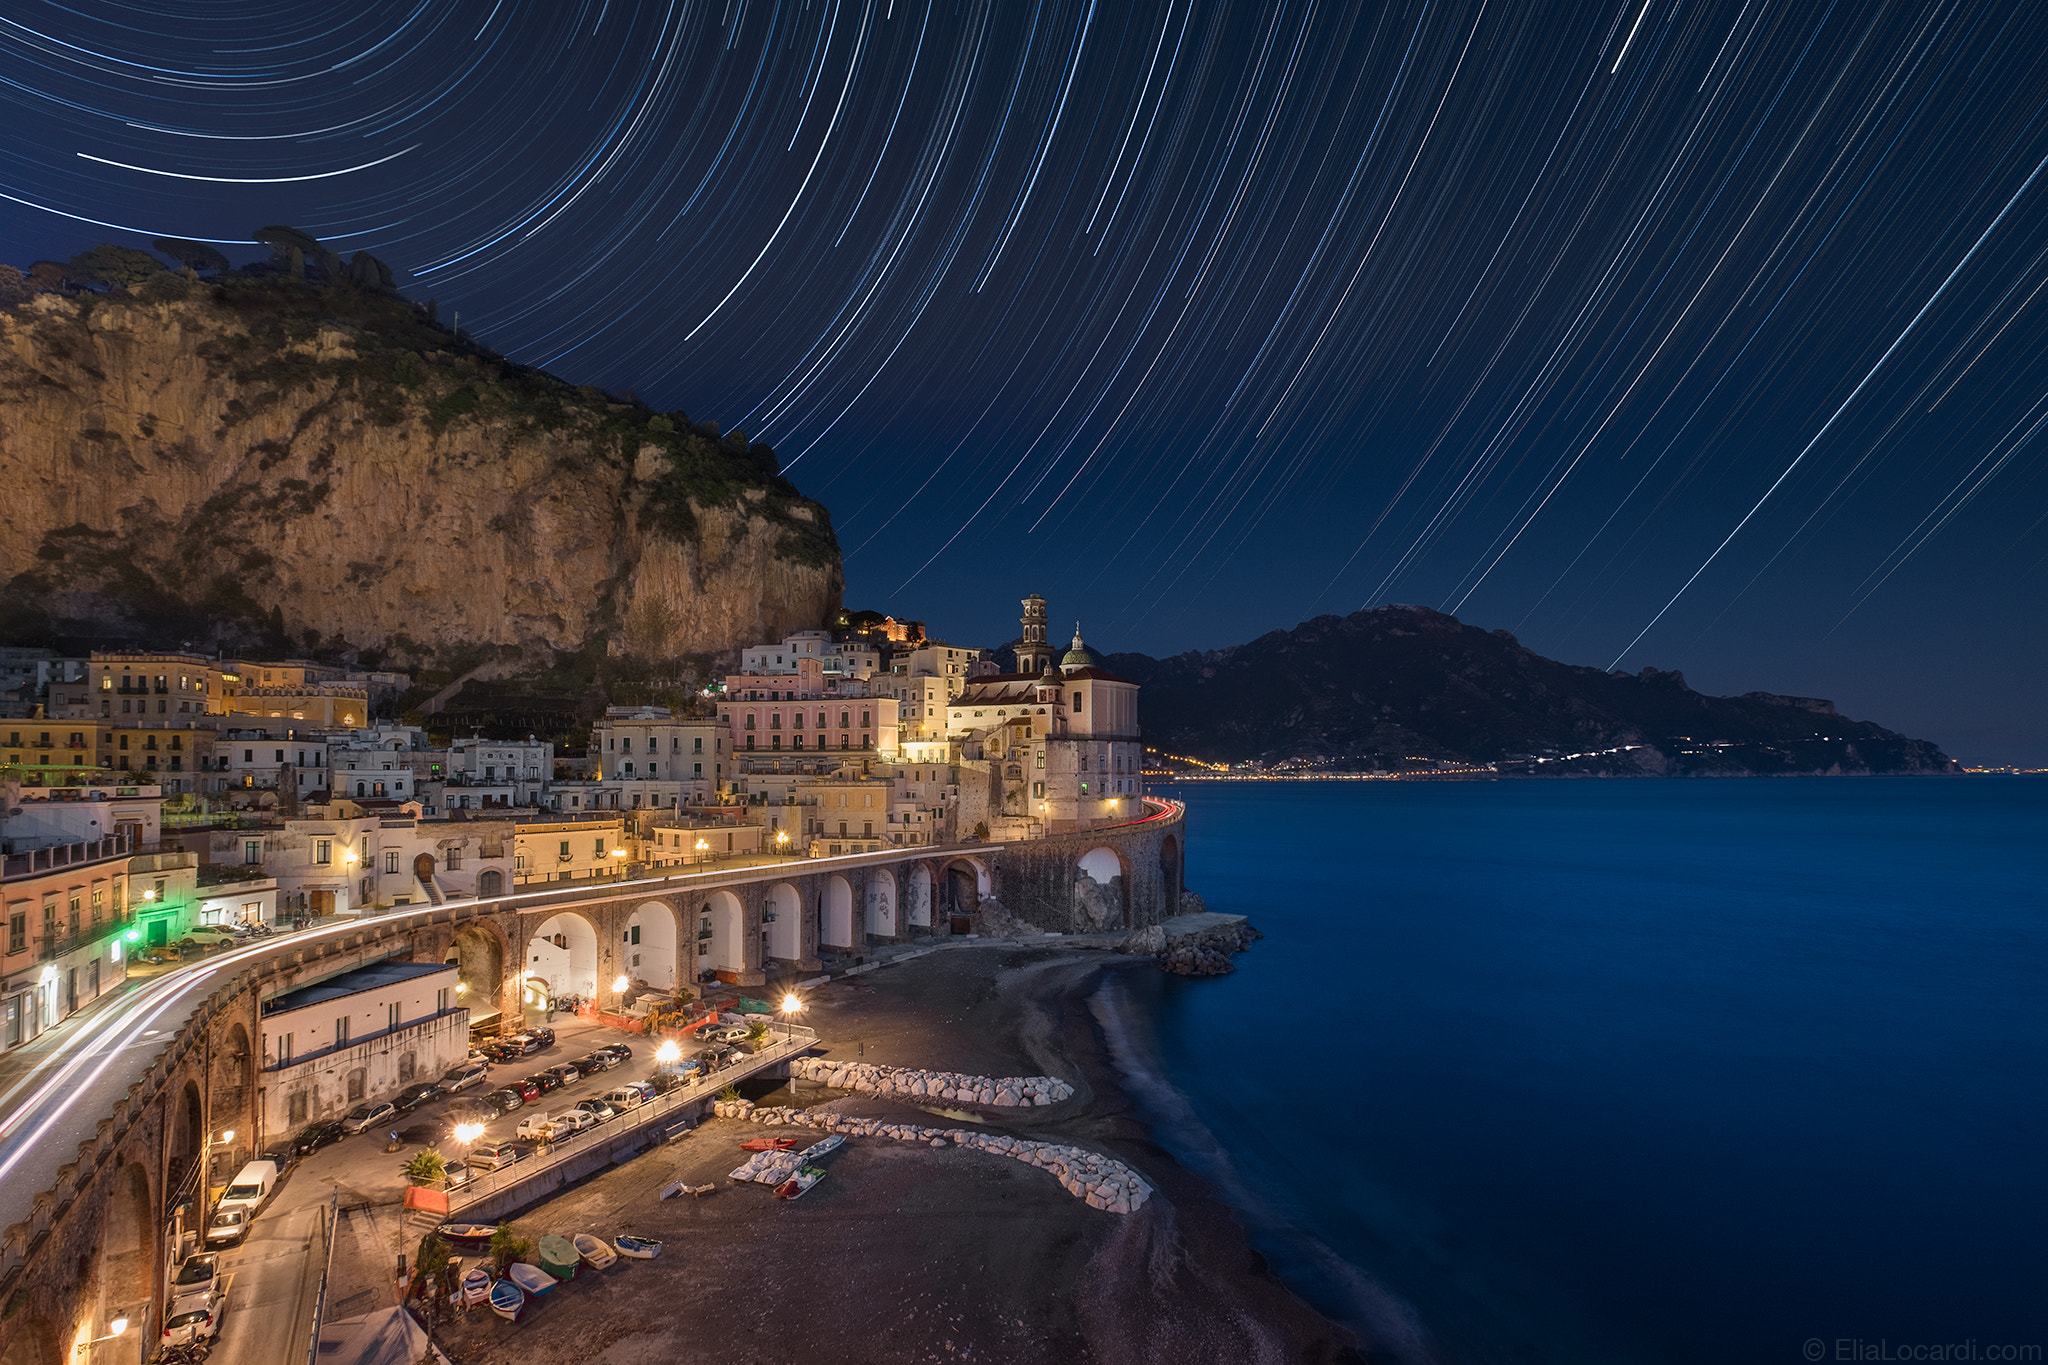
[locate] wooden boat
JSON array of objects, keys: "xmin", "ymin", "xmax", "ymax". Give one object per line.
[
  {"xmin": 774, "ymin": 1165, "xmax": 826, "ymax": 1200},
  {"xmin": 506, "ymin": 1262, "xmax": 556, "ymax": 1296},
  {"xmin": 460, "ymin": 1267, "xmax": 492, "ymax": 1305},
  {"xmin": 572, "ymin": 1233, "xmax": 617, "ymax": 1270},
  {"xmin": 488, "ymin": 1278, "xmax": 524, "ymax": 1320},
  {"xmin": 612, "ymin": 1234, "xmax": 661, "ymax": 1259},
  {"xmin": 437, "ymin": 1222, "xmax": 499, "ymax": 1247},
  {"xmin": 535, "ymin": 1236, "xmax": 579, "ymax": 1281},
  {"xmin": 738, "ymin": 1136, "xmax": 800, "ymax": 1152}
]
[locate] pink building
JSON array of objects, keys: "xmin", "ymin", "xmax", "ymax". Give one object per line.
[{"xmin": 716, "ymin": 657, "xmax": 901, "ymax": 757}]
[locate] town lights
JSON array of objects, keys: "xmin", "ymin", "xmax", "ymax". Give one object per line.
[
  {"xmin": 77, "ymin": 1318, "xmax": 128, "ymax": 1354},
  {"xmin": 142, "ymin": 889, "xmax": 156, "ymax": 901},
  {"xmin": 779, "ymin": 991, "xmax": 802, "ymax": 1041},
  {"xmin": 453, "ymin": 1122, "xmax": 484, "ymax": 1145},
  {"xmin": 342, "ymin": 850, "xmax": 358, "ymax": 864},
  {"xmin": 612, "ymin": 975, "xmax": 630, "ymax": 994},
  {"xmin": 656, "ymin": 1039, "xmax": 681, "ymax": 1068}
]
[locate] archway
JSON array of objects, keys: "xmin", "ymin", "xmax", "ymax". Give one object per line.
[
  {"xmin": 1074, "ymin": 847, "xmax": 1130, "ymax": 931},
  {"xmin": 210, "ymin": 1023, "xmax": 252, "ymax": 1175},
  {"xmin": 413, "ymin": 853, "xmax": 435, "ymax": 884},
  {"xmin": 1159, "ymin": 834, "xmax": 1181, "ymax": 914},
  {"xmin": 702, "ymin": 890, "xmax": 745, "ymax": 975},
  {"xmin": 626, "ymin": 901, "xmax": 680, "ymax": 991},
  {"xmin": 527, "ymin": 912, "xmax": 598, "ymax": 1001},
  {"xmin": 98, "ymin": 1162, "xmax": 152, "ymax": 1346},
  {"xmin": 0, "ymin": 1318, "xmax": 55, "ymax": 1365},
  {"xmin": 476, "ymin": 869, "xmax": 504, "ymax": 897},
  {"xmin": 764, "ymin": 883, "xmax": 801, "ymax": 962},
  {"xmin": 907, "ymin": 865, "xmax": 933, "ymax": 927},
  {"xmin": 822, "ymin": 876, "xmax": 854, "ymax": 949},
  {"xmin": 864, "ymin": 870, "xmax": 897, "ymax": 938},
  {"xmin": 445, "ymin": 923, "xmax": 504, "ymax": 1018}
]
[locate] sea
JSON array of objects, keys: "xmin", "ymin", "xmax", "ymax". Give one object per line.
[{"xmin": 1105, "ymin": 777, "xmax": 2047, "ymax": 1365}]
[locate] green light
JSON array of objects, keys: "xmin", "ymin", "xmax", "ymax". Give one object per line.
[{"xmin": 125, "ymin": 929, "xmax": 141, "ymax": 942}]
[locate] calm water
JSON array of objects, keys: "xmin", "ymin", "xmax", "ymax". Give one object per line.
[{"xmin": 1119, "ymin": 778, "xmax": 2046, "ymax": 1364}]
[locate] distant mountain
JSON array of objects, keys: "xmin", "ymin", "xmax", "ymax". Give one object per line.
[{"xmin": 1095, "ymin": 605, "xmax": 1955, "ymax": 777}]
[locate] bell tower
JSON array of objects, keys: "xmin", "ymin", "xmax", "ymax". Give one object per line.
[{"xmin": 1016, "ymin": 594, "xmax": 1052, "ymax": 674}]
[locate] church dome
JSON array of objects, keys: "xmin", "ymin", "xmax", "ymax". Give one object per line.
[{"xmin": 1060, "ymin": 624, "xmax": 1102, "ymax": 671}]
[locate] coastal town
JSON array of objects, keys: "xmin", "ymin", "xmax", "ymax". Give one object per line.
[{"xmin": 0, "ymin": 595, "xmax": 1298, "ymax": 1365}]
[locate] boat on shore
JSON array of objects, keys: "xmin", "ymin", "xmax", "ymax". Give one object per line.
[
  {"xmin": 488, "ymin": 1278, "xmax": 524, "ymax": 1320},
  {"xmin": 573, "ymin": 1233, "xmax": 617, "ymax": 1270},
  {"xmin": 437, "ymin": 1222, "xmax": 499, "ymax": 1247},
  {"xmin": 536, "ymin": 1236, "xmax": 579, "ymax": 1281},
  {"xmin": 506, "ymin": 1263, "xmax": 556, "ymax": 1296},
  {"xmin": 774, "ymin": 1165, "xmax": 825, "ymax": 1200},
  {"xmin": 739, "ymin": 1136, "xmax": 800, "ymax": 1152},
  {"xmin": 460, "ymin": 1267, "xmax": 491, "ymax": 1305},
  {"xmin": 613, "ymin": 1234, "xmax": 661, "ymax": 1259}
]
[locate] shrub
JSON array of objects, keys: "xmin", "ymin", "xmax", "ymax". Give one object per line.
[{"xmin": 403, "ymin": 1149, "xmax": 446, "ymax": 1185}]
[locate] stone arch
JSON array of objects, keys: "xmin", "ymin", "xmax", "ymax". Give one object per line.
[
  {"xmin": 1159, "ymin": 833, "xmax": 1181, "ymax": 913},
  {"xmin": 1074, "ymin": 846, "xmax": 1130, "ymax": 931},
  {"xmin": 864, "ymin": 869, "xmax": 897, "ymax": 938},
  {"xmin": 907, "ymin": 864, "xmax": 934, "ymax": 928},
  {"xmin": 210, "ymin": 1022, "xmax": 252, "ymax": 1171},
  {"xmin": 98, "ymin": 1162, "xmax": 153, "ymax": 1335},
  {"xmin": 822, "ymin": 876, "xmax": 854, "ymax": 949},
  {"xmin": 167, "ymin": 1079, "xmax": 203, "ymax": 1195},
  {"xmin": 345, "ymin": 1067, "xmax": 367, "ymax": 1103},
  {"xmin": 476, "ymin": 868, "xmax": 504, "ymax": 897},
  {"xmin": 446, "ymin": 921, "xmax": 505, "ymax": 1016},
  {"xmin": 764, "ymin": 883, "xmax": 801, "ymax": 962},
  {"xmin": 413, "ymin": 852, "xmax": 435, "ymax": 883},
  {"xmin": 702, "ymin": 890, "xmax": 746, "ymax": 975},
  {"xmin": 626, "ymin": 901, "xmax": 680, "ymax": 991},
  {"xmin": 0, "ymin": 1318, "xmax": 56, "ymax": 1365},
  {"xmin": 942, "ymin": 857, "xmax": 990, "ymax": 927},
  {"xmin": 527, "ymin": 911, "xmax": 600, "ymax": 1001}
]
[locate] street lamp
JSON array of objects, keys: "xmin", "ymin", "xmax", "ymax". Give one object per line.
[
  {"xmin": 611, "ymin": 848, "xmax": 629, "ymax": 877},
  {"xmin": 694, "ymin": 837, "xmax": 710, "ymax": 864},
  {"xmin": 74, "ymin": 1318, "xmax": 128, "ymax": 1357},
  {"xmin": 655, "ymin": 1039, "xmax": 681, "ymax": 1073},
  {"xmin": 779, "ymin": 991, "xmax": 802, "ymax": 1043},
  {"xmin": 774, "ymin": 830, "xmax": 789, "ymax": 859}
]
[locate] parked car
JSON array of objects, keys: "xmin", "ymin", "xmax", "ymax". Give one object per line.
[
  {"xmin": 443, "ymin": 1160, "xmax": 476, "ymax": 1191},
  {"xmin": 440, "ymin": 1062, "xmax": 490, "ymax": 1092},
  {"xmin": 623, "ymin": 1080, "xmax": 658, "ymax": 1103},
  {"xmin": 706, "ymin": 1025, "xmax": 751, "ymax": 1043},
  {"xmin": 575, "ymin": 1052, "xmax": 616, "ymax": 1074},
  {"xmin": 524, "ymin": 1071, "xmax": 564, "ymax": 1095},
  {"xmin": 204, "ymin": 1207, "xmax": 249, "ymax": 1247},
  {"xmin": 548, "ymin": 1108, "xmax": 597, "ymax": 1134},
  {"xmin": 574, "ymin": 1098, "xmax": 616, "ymax": 1122},
  {"xmin": 467, "ymin": 1140, "xmax": 526, "ymax": 1172},
  {"xmin": 646, "ymin": 1072, "xmax": 686, "ymax": 1095},
  {"xmin": 161, "ymin": 1298, "xmax": 225, "ymax": 1348},
  {"xmin": 393, "ymin": 1081, "xmax": 443, "ymax": 1112},
  {"xmin": 480, "ymin": 1087, "xmax": 525, "ymax": 1114},
  {"xmin": 499, "ymin": 1077, "xmax": 537, "ymax": 1104},
  {"xmin": 397, "ymin": 1119, "xmax": 452, "ymax": 1146},
  {"xmin": 601, "ymin": 1086, "xmax": 646, "ymax": 1112},
  {"xmin": 545, "ymin": 1062, "xmax": 585, "ymax": 1085},
  {"xmin": 527, "ymin": 1025, "xmax": 556, "ymax": 1047},
  {"xmin": 258, "ymin": 1142, "xmax": 299, "ymax": 1175},
  {"xmin": 169, "ymin": 1253, "xmax": 219, "ymax": 1308},
  {"xmin": 180, "ymin": 925, "xmax": 238, "ymax": 949},
  {"xmin": 596, "ymin": 1041, "xmax": 633, "ymax": 1060},
  {"xmin": 478, "ymin": 1040, "xmax": 521, "ymax": 1064},
  {"xmin": 516, "ymin": 1113, "xmax": 564, "ymax": 1142},
  {"xmin": 289, "ymin": 1120, "xmax": 347, "ymax": 1157},
  {"xmin": 341, "ymin": 1101, "xmax": 398, "ymax": 1135}
]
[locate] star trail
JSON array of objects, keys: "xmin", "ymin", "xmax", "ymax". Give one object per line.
[{"xmin": 2, "ymin": 1, "xmax": 2045, "ymax": 758}]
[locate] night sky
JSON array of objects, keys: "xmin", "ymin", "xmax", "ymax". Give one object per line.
[{"xmin": 3, "ymin": 3, "xmax": 2044, "ymax": 761}]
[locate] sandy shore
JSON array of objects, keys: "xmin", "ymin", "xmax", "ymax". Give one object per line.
[{"xmin": 424, "ymin": 946, "xmax": 1360, "ymax": 1364}]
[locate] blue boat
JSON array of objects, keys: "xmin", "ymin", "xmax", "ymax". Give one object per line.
[{"xmin": 488, "ymin": 1278, "xmax": 524, "ymax": 1321}]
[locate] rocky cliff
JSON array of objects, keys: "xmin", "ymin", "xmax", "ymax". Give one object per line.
[
  {"xmin": 1104, "ymin": 605, "xmax": 1956, "ymax": 776},
  {"xmin": 0, "ymin": 275, "xmax": 840, "ymax": 665}
]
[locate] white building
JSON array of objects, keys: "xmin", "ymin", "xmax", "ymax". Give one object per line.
[
  {"xmin": 204, "ymin": 729, "xmax": 330, "ymax": 800},
  {"xmin": 257, "ymin": 959, "xmax": 466, "ymax": 1136},
  {"xmin": 449, "ymin": 735, "xmax": 552, "ymax": 808},
  {"xmin": 741, "ymin": 631, "xmax": 881, "ymax": 683},
  {"xmin": 888, "ymin": 641, "xmax": 984, "ymax": 699},
  {"xmin": 587, "ymin": 708, "xmax": 724, "ymax": 806}
]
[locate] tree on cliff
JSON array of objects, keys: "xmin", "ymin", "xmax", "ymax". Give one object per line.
[
  {"xmin": 151, "ymin": 238, "xmax": 231, "ymax": 274},
  {"xmin": 63, "ymin": 244, "xmax": 165, "ymax": 289},
  {"xmin": 253, "ymin": 225, "xmax": 341, "ymax": 277}
]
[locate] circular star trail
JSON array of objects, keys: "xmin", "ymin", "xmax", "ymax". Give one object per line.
[{"xmin": 3, "ymin": 1, "xmax": 2045, "ymax": 756}]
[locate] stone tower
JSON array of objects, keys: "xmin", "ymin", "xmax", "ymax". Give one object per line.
[{"xmin": 1016, "ymin": 594, "xmax": 1052, "ymax": 674}]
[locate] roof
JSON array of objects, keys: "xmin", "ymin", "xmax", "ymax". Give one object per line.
[
  {"xmin": 263, "ymin": 959, "xmax": 453, "ymax": 1014},
  {"xmin": 1056, "ymin": 666, "xmax": 1137, "ymax": 685}
]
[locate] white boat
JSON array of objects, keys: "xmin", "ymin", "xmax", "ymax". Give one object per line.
[
  {"xmin": 487, "ymin": 1278, "xmax": 524, "ymax": 1320},
  {"xmin": 506, "ymin": 1263, "xmax": 556, "ymax": 1296},
  {"xmin": 612, "ymin": 1234, "xmax": 661, "ymax": 1259},
  {"xmin": 460, "ymin": 1267, "xmax": 491, "ymax": 1305},
  {"xmin": 437, "ymin": 1222, "xmax": 499, "ymax": 1247},
  {"xmin": 774, "ymin": 1165, "xmax": 826, "ymax": 1200},
  {"xmin": 660, "ymin": 1180, "xmax": 715, "ymax": 1200},
  {"xmin": 800, "ymin": 1135, "xmax": 844, "ymax": 1159},
  {"xmin": 572, "ymin": 1234, "xmax": 617, "ymax": 1270}
]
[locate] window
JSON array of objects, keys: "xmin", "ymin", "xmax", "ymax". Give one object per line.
[
  {"xmin": 7, "ymin": 913, "xmax": 23, "ymax": 954},
  {"xmin": 445, "ymin": 848, "xmax": 462, "ymax": 871},
  {"xmin": 277, "ymin": 1033, "xmax": 293, "ymax": 1066},
  {"xmin": 384, "ymin": 851, "xmax": 399, "ymax": 874},
  {"xmin": 316, "ymin": 839, "xmax": 332, "ymax": 864},
  {"xmin": 244, "ymin": 840, "xmax": 262, "ymax": 865},
  {"xmin": 91, "ymin": 888, "xmax": 103, "ymax": 924},
  {"xmin": 594, "ymin": 838, "xmax": 606, "ymax": 857},
  {"xmin": 693, "ymin": 737, "xmax": 703, "ymax": 753},
  {"xmin": 387, "ymin": 1002, "xmax": 401, "ymax": 1031},
  {"xmin": 336, "ymin": 1016, "xmax": 350, "ymax": 1046},
  {"xmin": 436, "ymin": 987, "xmax": 451, "ymax": 1013},
  {"xmin": 694, "ymin": 763, "xmax": 702, "ymax": 777},
  {"xmin": 559, "ymin": 840, "xmax": 570, "ymax": 857},
  {"xmin": 346, "ymin": 1068, "xmax": 366, "ymax": 1102}
]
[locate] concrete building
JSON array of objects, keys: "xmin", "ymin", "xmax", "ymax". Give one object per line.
[
  {"xmin": 639, "ymin": 816, "xmax": 762, "ymax": 869},
  {"xmin": 587, "ymin": 709, "xmax": 723, "ymax": 805},
  {"xmin": 449, "ymin": 735, "xmax": 551, "ymax": 808},
  {"xmin": 0, "ymin": 834, "xmax": 134, "ymax": 1047},
  {"xmin": 193, "ymin": 867, "xmax": 279, "ymax": 929},
  {"xmin": 888, "ymin": 640, "xmax": 985, "ymax": 699},
  {"xmin": 512, "ymin": 814, "xmax": 629, "ymax": 887},
  {"xmin": 202, "ymin": 728, "xmax": 330, "ymax": 802},
  {"xmin": 717, "ymin": 658, "xmax": 901, "ymax": 758},
  {"xmin": 741, "ymin": 630, "xmax": 882, "ymax": 682},
  {"xmin": 257, "ymin": 959, "xmax": 466, "ymax": 1136},
  {"xmin": 62, "ymin": 652, "xmax": 234, "ymax": 721}
]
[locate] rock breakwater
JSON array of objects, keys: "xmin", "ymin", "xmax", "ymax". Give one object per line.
[{"xmin": 786, "ymin": 1056, "xmax": 1075, "ymax": 1107}]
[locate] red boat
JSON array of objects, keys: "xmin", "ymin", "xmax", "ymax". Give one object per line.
[{"xmin": 738, "ymin": 1136, "xmax": 800, "ymax": 1152}]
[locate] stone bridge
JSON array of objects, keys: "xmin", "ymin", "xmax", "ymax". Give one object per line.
[{"xmin": 0, "ymin": 803, "xmax": 1184, "ymax": 1363}]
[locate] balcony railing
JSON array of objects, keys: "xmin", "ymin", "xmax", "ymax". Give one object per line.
[
  {"xmin": 0, "ymin": 833, "xmax": 135, "ymax": 881},
  {"xmin": 35, "ymin": 915, "xmax": 132, "ymax": 961}
]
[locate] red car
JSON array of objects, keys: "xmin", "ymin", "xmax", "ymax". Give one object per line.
[{"xmin": 506, "ymin": 1077, "xmax": 542, "ymax": 1103}]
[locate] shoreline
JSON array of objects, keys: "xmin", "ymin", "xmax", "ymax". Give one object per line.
[{"xmin": 416, "ymin": 944, "xmax": 1362, "ymax": 1363}]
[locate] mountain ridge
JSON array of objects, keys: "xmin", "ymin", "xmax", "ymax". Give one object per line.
[{"xmin": 1089, "ymin": 604, "xmax": 1954, "ymax": 776}]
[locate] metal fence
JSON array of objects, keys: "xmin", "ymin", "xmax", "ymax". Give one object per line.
[{"xmin": 445, "ymin": 1024, "xmax": 819, "ymax": 1212}]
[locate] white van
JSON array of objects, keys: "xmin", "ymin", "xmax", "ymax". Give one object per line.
[
  {"xmin": 215, "ymin": 1161, "xmax": 278, "ymax": 1221},
  {"xmin": 601, "ymin": 1086, "xmax": 645, "ymax": 1113}
]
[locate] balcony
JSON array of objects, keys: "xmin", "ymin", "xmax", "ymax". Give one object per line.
[
  {"xmin": 0, "ymin": 833, "xmax": 135, "ymax": 881},
  {"xmin": 35, "ymin": 915, "xmax": 132, "ymax": 961}
]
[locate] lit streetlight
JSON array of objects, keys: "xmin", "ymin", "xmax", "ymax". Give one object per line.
[
  {"xmin": 779, "ymin": 991, "xmax": 802, "ymax": 1043},
  {"xmin": 453, "ymin": 1122, "xmax": 484, "ymax": 1146},
  {"xmin": 774, "ymin": 830, "xmax": 790, "ymax": 859},
  {"xmin": 74, "ymin": 1318, "xmax": 128, "ymax": 1357},
  {"xmin": 655, "ymin": 1039, "xmax": 681, "ymax": 1072}
]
